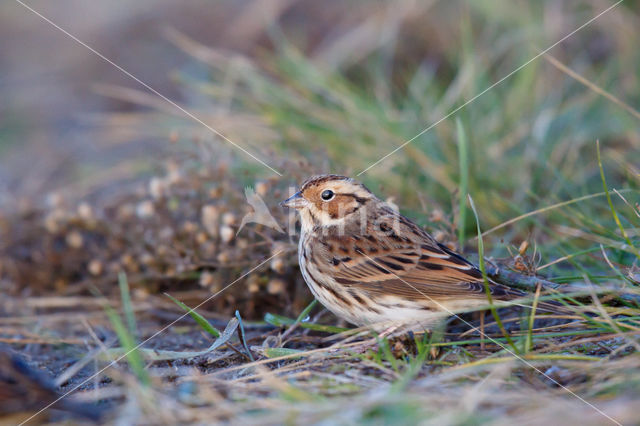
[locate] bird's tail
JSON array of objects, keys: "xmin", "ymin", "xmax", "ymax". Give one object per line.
[{"xmin": 490, "ymin": 281, "xmax": 580, "ymax": 317}]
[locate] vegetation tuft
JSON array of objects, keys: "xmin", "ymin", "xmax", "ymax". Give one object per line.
[{"xmin": 1, "ymin": 1, "xmax": 639, "ymax": 424}]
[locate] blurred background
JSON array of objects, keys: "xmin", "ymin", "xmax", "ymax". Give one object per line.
[
  {"xmin": 2, "ymin": 0, "xmax": 637, "ymax": 196},
  {"xmin": 1, "ymin": 0, "xmax": 638, "ymax": 306},
  {"xmin": 1, "ymin": 3, "xmax": 639, "ymax": 423}
]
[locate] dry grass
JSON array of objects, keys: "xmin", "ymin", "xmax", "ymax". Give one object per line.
[{"xmin": 1, "ymin": 1, "xmax": 640, "ymax": 425}]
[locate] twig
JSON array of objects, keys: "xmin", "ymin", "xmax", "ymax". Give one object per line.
[
  {"xmin": 235, "ymin": 310, "xmax": 255, "ymax": 362},
  {"xmin": 488, "ymin": 263, "xmax": 640, "ymax": 306},
  {"xmin": 487, "ymin": 264, "xmax": 561, "ymax": 292}
]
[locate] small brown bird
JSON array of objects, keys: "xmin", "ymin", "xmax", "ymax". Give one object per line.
[{"xmin": 282, "ymin": 175, "xmax": 547, "ymax": 333}]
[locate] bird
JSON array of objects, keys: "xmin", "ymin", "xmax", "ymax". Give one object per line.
[
  {"xmin": 0, "ymin": 349, "xmax": 103, "ymax": 425},
  {"xmin": 281, "ymin": 174, "xmax": 559, "ymax": 333}
]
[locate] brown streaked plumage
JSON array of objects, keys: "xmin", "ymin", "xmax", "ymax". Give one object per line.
[{"xmin": 282, "ymin": 175, "xmax": 548, "ymax": 332}]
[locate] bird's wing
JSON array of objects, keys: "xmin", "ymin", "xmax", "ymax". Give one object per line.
[{"xmin": 319, "ymin": 213, "xmax": 524, "ymax": 302}]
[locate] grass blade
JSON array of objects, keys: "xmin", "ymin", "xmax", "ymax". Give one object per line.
[
  {"xmin": 264, "ymin": 312, "xmax": 348, "ymax": 333},
  {"xmin": 596, "ymin": 140, "xmax": 640, "ymax": 262},
  {"xmin": 101, "ymin": 318, "xmax": 239, "ymax": 361},
  {"xmin": 165, "ymin": 293, "xmax": 221, "ymax": 337},
  {"xmin": 103, "ymin": 303, "xmax": 150, "ymax": 385},
  {"xmin": 468, "ymin": 194, "xmax": 518, "ymax": 352},
  {"xmin": 264, "ymin": 347, "xmax": 304, "ymax": 358},
  {"xmin": 235, "ymin": 310, "xmax": 254, "ymax": 361},
  {"xmin": 118, "ymin": 272, "xmax": 137, "ymax": 339},
  {"xmin": 456, "ymin": 117, "xmax": 469, "ymax": 249}
]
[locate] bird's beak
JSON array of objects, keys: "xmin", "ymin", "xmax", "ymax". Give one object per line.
[{"xmin": 280, "ymin": 191, "xmax": 308, "ymax": 209}]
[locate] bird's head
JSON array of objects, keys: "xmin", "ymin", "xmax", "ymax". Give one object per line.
[{"xmin": 281, "ymin": 175, "xmax": 375, "ymax": 230}]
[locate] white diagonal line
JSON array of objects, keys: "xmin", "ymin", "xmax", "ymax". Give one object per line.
[
  {"xmin": 18, "ymin": 251, "xmax": 284, "ymax": 426},
  {"xmin": 14, "ymin": 0, "xmax": 283, "ymax": 177},
  {"xmin": 360, "ymin": 253, "xmax": 621, "ymax": 426},
  {"xmin": 357, "ymin": 0, "xmax": 623, "ymax": 176}
]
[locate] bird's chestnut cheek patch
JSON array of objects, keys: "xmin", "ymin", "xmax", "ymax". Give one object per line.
[{"xmin": 320, "ymin": 195, "xmax": 359, "ymax": 219}]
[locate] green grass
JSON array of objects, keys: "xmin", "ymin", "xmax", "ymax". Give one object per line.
[
  {"xmin": 456, "ymin": 117, "xmax": 470, "ymax": 249},
  {"xmin": 104, "ymin": 273, "xmax": 150, "ymax": 386},
  {"xmin": 89, "ymin": 3, "xmax": 639, "ymax": 421},
  {"xmin": 4, "ymin": 1, "xmax": 640, "ymax": 424},
  {"xmin": 165, "ymin": 293, "xmax": 222, "ymax": 337},
  {"xmin": 158, "ymin": 4, "xmax": 640, "ymax": 272}
]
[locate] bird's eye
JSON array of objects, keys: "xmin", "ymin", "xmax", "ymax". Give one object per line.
[{"xmin": 321, "ymin": 189, "xmax": 334, "ymax": 201}]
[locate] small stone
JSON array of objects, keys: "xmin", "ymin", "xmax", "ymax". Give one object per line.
[
  {"xmin": 44, "ymin": 214, "xmax": 60, "ymax": 234},
  {"xmin": 222, "ymin": 213, "xmax": 237, "ymax": 226},
  {"xmin": 270, "ymin": 257, "xmax": 286, "ymax": 274},
  {"xmin": 247, "ymin": 275, "xmax": 261, "ymax": 293},
  {"xmin": 199, "ymin": 271, "xmax": 215, "ymax": 288},
  {"xmin": 149, "ymin": 177, "xmax": 167, "ymax": 200},
  {"xmin": 121, "ymin": 254, "xmax": 132, "ymax": 265},
  {"xmin": 182, "ymin": 221, "xmax": 198, "ymax": 234},
  {"xmin": 166, "ymin": 164, "xmax": 182, "ymax": 185},
  {"xmin": 267, "ymin": 278, "xmax": 286, "ymax": 295},
  {"xmin": 133, "ymin": 288, "xmax": 150, "ymax": 300},
  {"xmin": 88, "ymin": 259, "xmax": 103, "ymax": 276},
  {"xmin": 201, "ymin": 205, "xmax": 220, "ymax": 237},
  {"xmin": 220, "ymin": 225, "xmax": 234, "ymax": 243},
  {"xmin": 136, "ymin": 200, "xmax": 155, "ymax": 219},
  {"xmin": 140, "ymin": 253, "xmax": 154, "ymax": 266},
  {"xmin": 77, "ymin": 202, "xmax": 93, "ymax": 220},
  {"xmin": 195, "ymin": 232, "xmax": 208, "ymax": 245},
  {"xmin": 66, "ymin": 230, "xmax": 84, "ymax": 249},
  {"xmin": 217, "ymin": 250, "xmax": 231, "ymax": 264},
  {"xmin": 44, "ymin": 209, "xmax": 68, "ymax": 233},
  {"xmin": 255, "ymin": 181, "xmax": 269, "ymax": 197}
]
